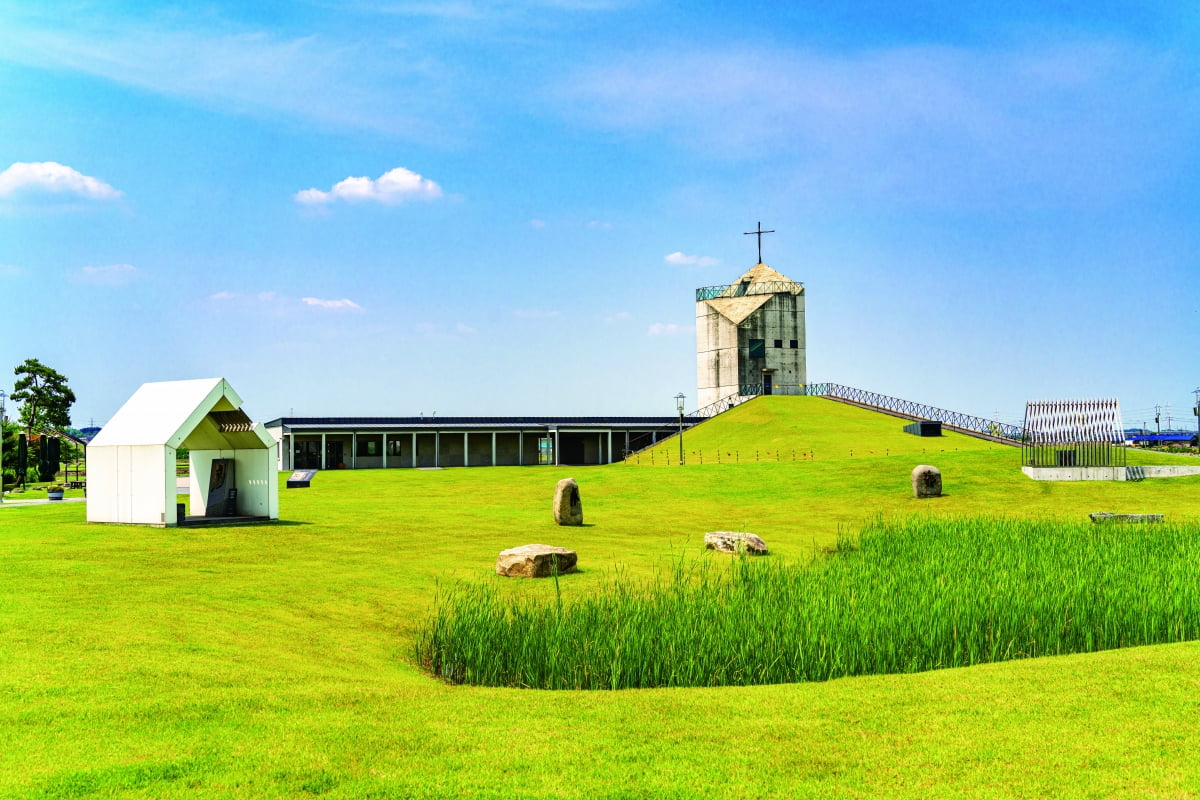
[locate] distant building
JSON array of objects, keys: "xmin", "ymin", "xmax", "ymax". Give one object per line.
[{"xmin": 695, "ymin": 262, "xmax": 806, "ymax": 409}]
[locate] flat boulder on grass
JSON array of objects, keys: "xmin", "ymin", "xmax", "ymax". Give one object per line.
[
  {"xmin": 496, "ymin": 544, "xmax": 578, "ymax": 578},
  {"xmin": 912, "ymin": 465, "xmax": 942, "ymax": 498},
  {"xmin": 553, "ymin": 477, "xmax": 583, "ymax": 526},
  {"xmin": 704, "ymin": 531, "xmax": 768, "ymax": 555}
]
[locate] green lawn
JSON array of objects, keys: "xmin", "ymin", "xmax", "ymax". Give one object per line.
[{"xmin": 2, "ymin": 396, "xmax": 1200, "ymax": 798}]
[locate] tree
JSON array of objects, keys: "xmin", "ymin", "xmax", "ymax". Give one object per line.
[{"xmin": 11, "ymin": 358, "xmax": 76, "ymax": 437}]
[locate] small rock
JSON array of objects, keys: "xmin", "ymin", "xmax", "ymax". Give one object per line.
[
  {"xmin": 912, "ymin": 465, "xmax": 942, "ymax": 498},
  {"xmin": 704, "ymin": 531, "xmax": 768, "ymax": 555},
  {"xmin": 496, "ymin": 544, "xmax": 578, "ymax": 578},
  {"xmin": 1089, "ymin": 512, "xmax": 1163, "ymax": 524},
  {"xmin": 553, "ymin": 477, "xmax": 583, "ymax": 526}
]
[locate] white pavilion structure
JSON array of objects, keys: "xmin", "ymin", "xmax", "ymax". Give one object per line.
[{"xmin": 86, "ymin": 378, "xmax": 279, "ymax": 526}]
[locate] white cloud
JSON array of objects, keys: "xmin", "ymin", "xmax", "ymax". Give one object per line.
[
  {"xmin": 455, "ymin": 322, "xmax": 478, "ymax": 334},
  {"xmin": 529, "ymin": 219, "xmax": 547, "ymax": 229},
  {"xmin": 605, "ymin": 311, "xmax": 631, "ymax": 324},
  {"xmin": 0, "ymin": 11, "xmax": 459, "ymax": 139},
  {"xmin": 557, "ymin": 41, "xmax": 1200, "ymax": 208},
  {"xmin": 295, "ymin": 167, "xmax": 443, "ymax": 206},
  {"xmin": 0, "ymin": 264, "xmax": 24, "ymax": 278},
  {"xmin": 72, "ymin": 263, "xmax": 139, "ymax": 285},
  {"xmin": 300, "ymin": 297, "xmax": 364, "ymax": 311},
  {"xmin": 0, "ymin": 162, "xmax": 122, "ymax": 200},
  {"xmin": 208, "ymin": 291, "xmax": 363, "ymax": 312},
  {"xmin": 647, "ymin": 322, "xmax": 691, "ymax": 336},
  {"xmin": 514, "ymin": 309, "xmax": 561, "ymax": 318},
  {"xmin": 665, "ymin": 251, "xmax": 719, "ymax": 267},
  {"xmin": 587, "ymin": 220, "xmax": 612, "ymax": 229}
]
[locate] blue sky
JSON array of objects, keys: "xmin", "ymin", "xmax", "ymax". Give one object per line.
[{"xmin": 1, "ymin": 0, "xmax": 1198, "ymax": 431}]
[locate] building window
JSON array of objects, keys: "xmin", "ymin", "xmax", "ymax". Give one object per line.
[
  {"xmin": 790, "ymin": 340, "xmax": 798, "ymax": 349},
  {"xmin": 356, "ymin": 436, "xmax": 382, "ymax": 457},
  {"xmin": 748, "ymin": 339, "xmax": 765, "ymax": 358},
  {"xmin": 773, "ymin": 339, "xmax": 783, "ymax": 348}
]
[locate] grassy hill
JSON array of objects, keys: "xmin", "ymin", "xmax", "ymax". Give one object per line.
[{"xmin": 2, "ymin": 396, "xmax": 1199, "ymax": 797}]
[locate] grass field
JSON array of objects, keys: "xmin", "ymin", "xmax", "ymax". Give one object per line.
[{"xmin": 3, "ymin": 396, "xmax": 1200, "ymax": 798}]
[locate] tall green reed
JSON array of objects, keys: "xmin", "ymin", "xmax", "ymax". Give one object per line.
[{"xmin": 415, "ymin": 517, "xmax": 1200, "ymax": 689}]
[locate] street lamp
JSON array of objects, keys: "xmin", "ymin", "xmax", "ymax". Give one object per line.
[{"xmin": 675, "ymin": 393, "xmax": 686, "ymax": 466}]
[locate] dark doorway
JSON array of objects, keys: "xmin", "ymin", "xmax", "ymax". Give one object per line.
[
  {"xmin": 762, "ymin": 373, "xmax": 773, "ymax": 395},
  {"xmin": 327, "ymin": 441, "xmax": 345, "ymax": 468},
  {"xmin": 295, "ymin": 441, "xmax": 320, "ymax": 469},
  {"xmin": 559, "ymin": 435, "xmax": 587, "ymax": 465}
]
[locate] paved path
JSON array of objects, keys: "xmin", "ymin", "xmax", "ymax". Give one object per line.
[{"xmin": 0, "ymin": 497, "xmax": 86, "ymax": 507}]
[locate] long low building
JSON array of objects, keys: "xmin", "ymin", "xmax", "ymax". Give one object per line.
[{"xmin": 263, "ymin": 416, "xmax": 696, "ymax": 470}]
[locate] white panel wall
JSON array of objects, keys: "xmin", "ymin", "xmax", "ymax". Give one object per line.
[
  {"xmin": 234, "ymin": 445, "xmax": 279, "ymax": 519},
  {"xmin": 86, "ymin": 445, "xmax": 171, "ymax": 525},
  {"xmin": 189, "ymin": 450, "xmax": 216, "ymax": 515},
  {"xmin": 85, "ymin": 447, "xmax": 120, "ymax": 523}
]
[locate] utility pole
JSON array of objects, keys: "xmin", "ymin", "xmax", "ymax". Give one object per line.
[
  {"xmin": 1155, "ymin": 404, "xmax": 1161, "ymax": 449},
  {"xmin": 1193, "ymin": 387, "xmax": 1200, "ymax": 449}
]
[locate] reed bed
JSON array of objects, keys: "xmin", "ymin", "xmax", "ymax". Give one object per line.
[{"xmin": 415, "ymin": 517, "xmax": 1200, "ymax": 689}]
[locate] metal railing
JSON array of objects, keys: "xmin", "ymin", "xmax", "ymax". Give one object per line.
[
  {"xmin": 696, "ymin": 281, "xmax": 804, "ymax": 301},
  {"xmin": 691, "ymin": 392, "xmax": 756, "ymax": 419},
  {"xmin": 805, "ymin": 383, "xmax": 1025, "ymax": 442}
]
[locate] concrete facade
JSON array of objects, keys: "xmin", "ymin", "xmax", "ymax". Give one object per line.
[{"xmin": 696, "ymin": 262, "xmax": 806, "ymax": 409}]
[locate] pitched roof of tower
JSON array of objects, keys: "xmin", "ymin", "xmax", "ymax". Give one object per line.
[
  {"xmin": 700, "ymin": 262, "xmax": 804, "ymax": 325},
  {"xmin": 732, "ymin": 262, "xmax": 802, "ymax": 290}
]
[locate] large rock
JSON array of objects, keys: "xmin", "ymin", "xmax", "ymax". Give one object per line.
[
  {"xmin": 496, "ymin": 544, "xmax": 578, "ymax": 578},
  {"xmin": 912, "ymin": 465, "xmax": 942, "ymax": 498},
  {"xmin": 704, "ymin": 531, "xmax": 769, "ymax": 555},
  {"xmin": 553, "ymin": 477, "xmax": 583, "ymax": 526}
]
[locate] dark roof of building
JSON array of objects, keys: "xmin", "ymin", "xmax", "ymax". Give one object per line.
[{"xmin": 264, "ymin": 415, "xmax": 691, "ymax": 429}]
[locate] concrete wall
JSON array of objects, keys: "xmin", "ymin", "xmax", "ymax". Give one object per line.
[
  {"xmin": 696, "ymin": 293, "xmax": 806, "ymax": 408},
  {"xmin": 1022, "ymin": 465, "xmax": 1200, "ymax": 481},
  {"xmin": 696, "ymin": 302, "xmax": 741, "ymax": 408},
  {"xmin": 737, "ymin": 294, "xmax": 806, "ymax": 393}
]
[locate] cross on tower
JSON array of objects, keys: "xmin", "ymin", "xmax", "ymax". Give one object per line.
[{"xmin": 743, "ymin": 221, "xmax": 774, "ymax": 264}]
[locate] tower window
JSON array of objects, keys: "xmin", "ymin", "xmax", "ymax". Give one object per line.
[
  {"xmin": 773, "ymin": 339, "xmax": 783, "ymax": 348},
  {"xmin": 748, "ymin": 339, "xmax": 765, "ymax": 358},
  {"xmin": 790, "ymin": 340, "xmax": 798, "ymax": 349}
]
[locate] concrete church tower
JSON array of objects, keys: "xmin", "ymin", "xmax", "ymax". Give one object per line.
[{"xmin": 695, "ymin": 261, "xmax": 806, "ymax": 408}]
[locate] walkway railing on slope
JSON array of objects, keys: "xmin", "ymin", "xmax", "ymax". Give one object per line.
[
  {"xmin": 632, "ymin": 382, "xmax": 1025, "ymax": 460},
  {"xmin": 791, "ymin": 383, "xmax": 1024, "ymax": 442}
]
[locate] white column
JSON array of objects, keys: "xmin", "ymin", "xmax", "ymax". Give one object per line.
[
  {"xmin": 411, "ymin": 432, "xmax": 417, "ymax": 468},
  {"xmin": 435, "ymin": 432, "xmax": 440, "ymax": 468},
  {"xmin": 351, "ymin": 432, "xmax": 357, "ymax": 469},
  {"xmin": 321, "ymin": 433, "xmax": 327, "ymax": 469},
  {"xmin": 607, "ymin": 431, "xmax": 612, "ymax": 464},
  {"xmin": 519, "ymin": 432, "xmax": 524, "ymax": 466},
  {"xmin": 382, "ymin": 433, "xmax": 388, "ymax": 469},
  {"xmin": 492, "ymin": 432, "xmax": 497, "ymax": 466},
  {"xmin": 463, "ymin": 432, "xmax": 469, "ymax": 467}
]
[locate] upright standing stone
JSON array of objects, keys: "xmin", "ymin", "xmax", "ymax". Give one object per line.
[
  {"xmin": 553, "ymin": 477, "xmax": 583, "ymax": 525},
  {"xmin": 912, "ymin": 465, "xmax": 942, "ymax": 498}
]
